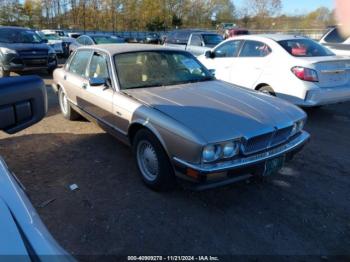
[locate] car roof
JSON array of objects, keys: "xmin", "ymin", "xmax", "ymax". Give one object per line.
[
  {"xmin": 231, "ymin": 34, "xmax": 308, "ymax": 42},
  {"xmin": 0, "ymin": 26, "xmax": 31, "ymax": 31},
  {"xmin": 79, "ymin": 44, "xmax": 179, "ymax": 55}
]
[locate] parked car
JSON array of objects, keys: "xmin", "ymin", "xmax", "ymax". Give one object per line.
[
  {"xmin": 198, "ymin": 34, "xmax": 350, "ymax": 107},
  {"xmin": 0, "ymin": 76, "xmax": 73, "ymax": 260},
  {"xmin": 164, "ymin": 29, "xmax": 205, "ymax": 46},
  {"xmin": 143, "ymin": 32, "xmax": 161, "ymax": 44},
  {"xmin": 67, "ymin": 32, "xmax": 81, "ymax": 39},
  {"xmin": 69, "ymin": 34, "xmax": 125, "ymax": 54},
  {"xmin": 42, "ymin": 29, "xmax": 75, "ymax": 57},
  {"xmin": 165, "ymin": 32, "xmax": 223, "ymax": 56},
  {"xmin": 0, "ymin": 26, "xmax": 57, "ymax": 77},
  {"xmin": 320, "ymin": 27, "xmax": 350, "ymax": 56},
  {"xmin": 37, "ymin": 31, "xmax": 65, "ymax": 56},
  {"xmin": 53, "ymin": 44, "xmax": 309, "ymax": 191},
  {"xmin": 224, "ymin": 28, "xmax": 250, "ymax": 39}
]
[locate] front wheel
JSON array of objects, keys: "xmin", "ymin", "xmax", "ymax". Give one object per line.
[
  {"xmin": 258, "ymin": 85, "xmax": 276, "ymax": 96},
  {"xmin": 133, "ymin": 129, "xmax": 176, "ymax": 191},
  {"xmin": 58, "ymin": 88, "xmax": 80, "ymax": 120}
]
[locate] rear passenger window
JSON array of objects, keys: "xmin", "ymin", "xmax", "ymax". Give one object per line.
[
  {"xmin": 239, "ymin": 41, "xmax": 271, "ymax": 57},
  {"xmin": 324, "ymin": 28, "xmax": 349, "ymax": 43},
  {"xmin": 68, "ymin": 50, "xmax": 92, "ymax": 77},
  {"xmin": 89, "ymin": 53, "xmax": 109, "ymax": 79},
  {"xmin": 190, "ymin": 35, "xmax": 202, "ymax": 46}
]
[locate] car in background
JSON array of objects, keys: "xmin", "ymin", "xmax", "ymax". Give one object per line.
[
  {"xmin": 67, "ymin": 32, "xmax": 81, "ymax": 39},
  {"xmin": 198, "ymin": 34, "xmax": 350, "ymax": 107},
  {"xmin": 0, "ymin": 76, "xmax": 73, "ymax": 260},
  {"xmin": 69, "ymin": 34, "xmax": 125, "ymax": 54},
  {"xmin": 53, "ymin": 44, "xmax": 309, "ymax": 191},
  {"xmin": 165, "ymin": 31, "xmax": 223, "ymax": 56},
  {"xmin": 0, "ymin": 26, "xmax": 57, "ymax": 77},
  {"xmin": 164, "ymin": 29, "xmax": 205, "ymax": 46},
  {"xmin": 320, "ymin": 27, "xmax": 350, "ymax": 56},
  {"xmin": 224, "ymin": 28, "xmax": 250, "ymax": 39},
  {"xmin": 37, "ymin": 31, "xmax": 65, "ymax": 56},
  {"xmin": 42, "ymin": 29, "xmax": 75, "ymax": 57},
  {"xmin": 143, "ymin": 32, "xmax": 160, "ymax": 44}
]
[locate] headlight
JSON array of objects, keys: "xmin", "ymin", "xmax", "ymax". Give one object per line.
[
  {"xmin": 202, "ymin": 145, "xmax": 222, "ymax": 163},
  {"xmin": 222, "ymin": 141, "xmax": 240, "ymax": 159},
  {"xmin": 291, "ymin": 119, "xmax": 306, "ymax": 136},
  {"xmin": 0, "ymin": 47, "xmax": 17, "ymax": 55},
  {"xmin": 202, "ymin": 140, "xmax": 241, "ymax": 163}
]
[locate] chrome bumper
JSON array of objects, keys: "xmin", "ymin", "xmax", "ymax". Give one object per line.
[{"xmin": 173, "ymin": 131, "xmax": 310, "ymax": 174}]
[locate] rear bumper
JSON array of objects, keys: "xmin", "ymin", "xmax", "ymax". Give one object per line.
[
  {"xmin": 173, "ymin": 131, "xmax": 310, "ymax": 190},
  {"xmin": 302, "ymin": 87, "xmax": 350, "ymax": 106}
]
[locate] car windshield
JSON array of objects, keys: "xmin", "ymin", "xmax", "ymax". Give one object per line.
[
  {"xmin": 44, "ymin": 34, "xmax": 60, "ymax": 40},
  {"xmin": 278, "ymin": 39, "xmax": 334, "ymax": 57},
  {"xmin": 115, "ymin": 51, "xmax": 214, "ymax": 90},
  {"xmin": 203, "ymin": 34, "xmax": 223, "ymax": 46},
  {"xmin": 0, "ymin": 29, "xmax": 42, "ymax": 44},
  {"xmin": 92, "ymin": 36, "xmax": 122, "ymax": 44}
]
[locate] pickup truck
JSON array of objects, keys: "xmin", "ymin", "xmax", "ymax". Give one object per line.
[{"xmin": 164, "ymin": 32, "xmax": 223, "ymax": 56}]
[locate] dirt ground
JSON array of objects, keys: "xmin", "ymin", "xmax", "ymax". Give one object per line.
[{"xmin": 0, "ymin": 68, "xmax": 350, "ymax": 260}]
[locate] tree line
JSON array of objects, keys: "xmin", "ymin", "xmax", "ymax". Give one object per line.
[{"xmin": 0, "ymin": 0, "xmax": 335, "ymax": 32}]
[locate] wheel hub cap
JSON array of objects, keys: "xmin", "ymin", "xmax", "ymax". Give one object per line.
[{"xmin": 137, "ymin": 141, "xmax": 159, "ymax": 181}]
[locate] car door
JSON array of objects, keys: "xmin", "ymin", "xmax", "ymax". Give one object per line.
[
  {"xmin": 230, "ymin": 40, "xmax": 271, "ymax": 89},
  {"xmin": 200, "ymin": 40, "xmax": 243, "ymax": 83},
  {"xmin": 83, "ymin": 51, "xmax": 115, "ymax": 125},
  {"xmin": 64, "ymin": 49, "xmax": 93, "ymax": 107},
  {"xmin": 187, "ymin": 34, "xmax": 204, "ymax": 56}
]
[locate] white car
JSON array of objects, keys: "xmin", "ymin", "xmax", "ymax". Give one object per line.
[
  {"xmin": 198, "ymin": 34, "xmax": 350, "ymax": 107},
  {"xmin": 320, "ymin": 27, "xmax": 350, "ymax": 56},
  {"xmin": 38, "ymin": 31, "xmax": 64, "ymax": 55}
]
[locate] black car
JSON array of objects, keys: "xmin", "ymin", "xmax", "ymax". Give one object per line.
[
  {"xmin": 69, "ymin": 34, "xmax": 125, "ymax": 54},
  {"xmin": 0, "ymin": 26, "xmax": 57, "ymax": 77},
  {"xmin": 143, "ymin": 32, "xmax": 160, "ymax": 44}
]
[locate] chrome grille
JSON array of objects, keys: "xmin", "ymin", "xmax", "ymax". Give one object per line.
[
  {"xmin": 271, "ymin": 126, "xmax": 293, "ymax": 147},
  {"xmin": 242, "ymin": 126, "xmax": 293, "ymax": 155}
]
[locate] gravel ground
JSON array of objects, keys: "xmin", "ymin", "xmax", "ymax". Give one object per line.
[{"xmin": 0, "ymin": 68, "xmax": 349, "ymax": 260}]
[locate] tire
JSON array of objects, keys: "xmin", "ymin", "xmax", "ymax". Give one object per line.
[
  {"xmin": 0, "ymin": 66, "xmax": 10, "ymax": 77},
  {"xmin": 258, "ymin": 85, "xmax": 276, "ymax": 96},
  {"xmin": 58, "ymin": 88, "xmax": 80, "ymax": 120},
  {"xmin": 133, "ymin": 129, "xmax": 176, "ymax": 191}
]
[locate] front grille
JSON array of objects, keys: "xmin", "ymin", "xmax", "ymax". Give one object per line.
[
  {"xmin": 242, "ymin": 126, "xmax": 293, "ymax": 155},
  {"xmin": 271, "ymin": 126, "xmax": 293, "ymax": 147},
  {"xmin": 23, "ymin": 58, "xmax": 48, "ymax": 67},
  {"xmin": 18, "ymin": 49, "xmax": 48, "ymax": 57}
]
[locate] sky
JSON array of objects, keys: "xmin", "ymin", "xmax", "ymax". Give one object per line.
[{"xmin": 235, "ymin": 0, "xmax": 335, "ymax": 14}]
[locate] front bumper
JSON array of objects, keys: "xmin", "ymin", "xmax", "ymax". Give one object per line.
[
  {"xmin": 1, "ymin": 56, "xmax": 57, "ymax": 72},
  {"xmin": 173, "ymin": 131, "xmax": 310, "ymax": 190},
  {"xmin": 302, "ymin": 87, "xmax": 350, "ymax": 107}
]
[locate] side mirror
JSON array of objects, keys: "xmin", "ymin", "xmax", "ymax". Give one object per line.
[
  {"xmin": 0, "ymin": 76, "xmax": 47, "ymax": 134},
  {"xmin": 89, "ymin": 77, "xmax": 108, "ymax": 87},
  {"xmin": 205, "ymin": 50, "xmax": 214, "ymax": 59}
]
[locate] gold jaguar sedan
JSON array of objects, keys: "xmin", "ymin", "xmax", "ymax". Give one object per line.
[{"xmin": 52, "ymin": 44, "xmax": 310, "ymax": 191}]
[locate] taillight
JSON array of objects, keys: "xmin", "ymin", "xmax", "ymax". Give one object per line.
[{"xmin": 291, "ymin": 66, "xmax": 318, "ymax": 82}]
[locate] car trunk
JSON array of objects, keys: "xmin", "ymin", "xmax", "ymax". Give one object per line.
[{"xmin": 302, "ymin": 57, "xmax": 350, "ymax": 88}]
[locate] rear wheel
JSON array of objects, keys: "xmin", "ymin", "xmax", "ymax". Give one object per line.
[
  {"xmin": 133, "ymin": 129, "xmax": 176, "ymax": 191},
  {"xmin": 0, "ymin": 66, "xmax": 10, "ymax": 77},
  {"xmin": 258, "ymin": 85, "xmax": 276, "ymax": 96},
  {"xmin": 58, "ymin": 88, "xmax": 80, "ymax": 120}
]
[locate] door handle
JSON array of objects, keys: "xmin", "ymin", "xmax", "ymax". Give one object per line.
[{"xmin": 82, "ymin": 83, "xmax": 87, "ymax": 89}]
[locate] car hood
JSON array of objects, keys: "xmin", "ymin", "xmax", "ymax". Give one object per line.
[
  {"xmin": 124, "ymin": 80, "xmax": 306, "ymax": 143},
  {"xmin": 0, "ymin": 43, "xmax": 49, "ymax": 51}
]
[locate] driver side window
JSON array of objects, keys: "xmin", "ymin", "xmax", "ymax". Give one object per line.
[{"xmin": 214, "ymin": 41, "xmax": 242, "ymax": 58}]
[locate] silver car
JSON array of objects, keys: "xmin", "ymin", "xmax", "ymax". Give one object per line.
[{"xmin": 53, "ymin": 44, "xmax": 310, "ymax": 191}]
